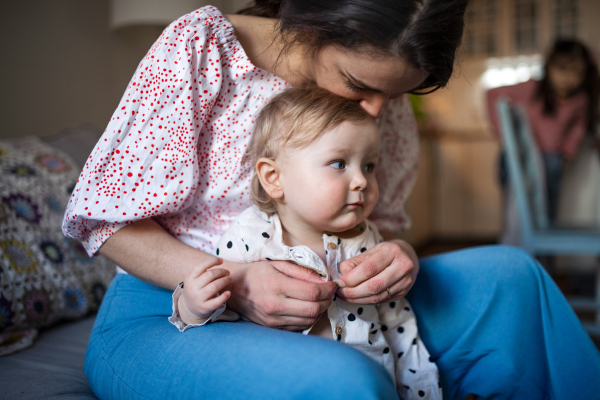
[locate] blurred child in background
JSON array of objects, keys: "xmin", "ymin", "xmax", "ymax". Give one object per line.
[{"xmin": 487, "ymin": 39, "xmax": 600, "ymax": 221}]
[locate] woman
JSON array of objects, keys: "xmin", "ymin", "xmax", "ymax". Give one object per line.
[
  {"xmin": 487, "ymin": 39, "xmax": 600, "ymax": 221},
  {"xmin": 65, "ymin": 1, "xmax": 600, "ymax": 399}
]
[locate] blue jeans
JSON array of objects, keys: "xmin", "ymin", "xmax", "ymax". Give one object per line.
[{"xmin": 85, "ymin": 246, "xmax": 600, "ymax": 399}]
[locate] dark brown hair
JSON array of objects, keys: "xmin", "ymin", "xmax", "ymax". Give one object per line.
[
  {"xmin": 238, "ymin": 0, "xmax": 469, "ymax": 94},
  {"xmin": 536, "ymin": 39, "xmax": 600, "ymax": 132}
]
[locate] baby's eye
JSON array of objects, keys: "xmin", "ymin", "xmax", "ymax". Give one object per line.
[
  {"xmin": 330, "ymin": 161, "xmax": 345, "ymax": 170},
  {"xmin": 363, "ymin": 163, "xmax": 375, "ymax": 173}
]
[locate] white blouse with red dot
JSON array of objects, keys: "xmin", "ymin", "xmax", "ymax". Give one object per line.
[{"xmin": 62, "ymin": 6, "xmax": 419, "ymax": 257}]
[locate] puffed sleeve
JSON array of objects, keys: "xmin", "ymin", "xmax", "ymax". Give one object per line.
[
  {"xmin": 62, "ymin": 8, "xmax": 226, "ymax": 256},
  {"xmin": 369, "ymin": 95, "xmax": 419, "ymax": 232}
]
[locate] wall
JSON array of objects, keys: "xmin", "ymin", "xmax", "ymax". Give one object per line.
[
  {"xmin": 0, "ymin": 0, "xmax": 248, "ymax": 140},
  {"xmin": 0, "ymin": 1, "xmax": 157, "ymax": 139}
]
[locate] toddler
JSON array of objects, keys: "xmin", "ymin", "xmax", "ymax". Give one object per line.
[{"xmin": 169, "ymin": 88, "xmax": 441, "ymax": 399}]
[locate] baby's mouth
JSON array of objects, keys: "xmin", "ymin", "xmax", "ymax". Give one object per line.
[{"xmin": 347, "ymin": 201, "xmax": 363, "ymax": 208}]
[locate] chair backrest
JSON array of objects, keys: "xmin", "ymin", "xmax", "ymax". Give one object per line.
[{"xmin": 497, "ymin": 99, "xmax": 550, "ymax": 241}]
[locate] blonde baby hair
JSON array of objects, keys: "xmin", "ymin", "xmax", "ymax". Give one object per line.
[{"xmin": 247, "ymin": 87, "xmax": 373, "ymax": 213}]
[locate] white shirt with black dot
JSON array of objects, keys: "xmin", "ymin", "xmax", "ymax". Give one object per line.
[{"xmin": 170, "ymin": 205, "xmax": 441, "ymax": 400}]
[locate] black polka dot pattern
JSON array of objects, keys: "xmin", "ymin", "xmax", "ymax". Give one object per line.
[
  {"xmin": 409, "ymin": 369, "xmax": 416, "ymax": 374},
  {"xmin": 404, "ymin": 306, "xmax": 410, "ymax": 311},
  {"xmin": 227, "ymin": 241, "xmax": 233, "ymax": 249},
  {"xmin": 398, "ymin": 352, "xmax": 404, "ymax": 358},
  {"xmin": 266, "ymin": 258, "xmax": 272, "ymax": 261},
  {"xmin": 383, "ymin": 347, "xmax": 390, "ymax": 354},
  {"xmin": 357, "ymin": 307, "xmax": 363, "ymax": 315},
  {"xmin": 381, "ymin": 325, "xmax": 388, "ymax": 332},
  {"xmin": 216, "ymin": 248, "xmax": 220, "ymax": 255},
  {"xmin": 245, "ymin": 244, "xmax": 249, "ymax": 251},
  {"xmin": 347, "ymin": 313, "xmax": 356, "ymax": 321},
  {"xmin": 262, "ymin": 232, "xmax": 270, "ymax": 238},
  {"xmin": 360, "ymin": 247, "xmax": 367, "ymax": 253},
  {"xmin": 412, "ymin": 338, "xmax": 418, "ymax": 345},
  {"xmin": 398, "ymin": 326, "xmax": 404, "ymax": 333},
  {"xmin": 390, "ymin": 301, "xmax": 396, "ymax": 308},
  {"xmin": 418, "ymin": 390, "xmax": 425, "ymax": 397}
]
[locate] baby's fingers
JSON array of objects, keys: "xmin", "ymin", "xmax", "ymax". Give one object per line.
[
  {"xmin": 194, "ymin": 268, "xmax": 230, "ymax": 288},
  {"xmin": 190, "ymin": 257, "xmax": 224, "ymax": 278},
  {"xmin": 200, "ymin": 291, "xmax": 231, "ymax": 314},
  {"xmin": 199, "ymin": 275, "xmax": 232, "ymax": 302}
]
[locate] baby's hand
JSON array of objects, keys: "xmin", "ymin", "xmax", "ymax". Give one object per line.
[{"xmin": 178, "ymin": 260, "xmax": 232, "ymax": 325}]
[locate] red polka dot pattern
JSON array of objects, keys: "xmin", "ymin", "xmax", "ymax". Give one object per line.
[{"xmin": 62, "ymin": 6, "xmax": 419, "ymax": 257}]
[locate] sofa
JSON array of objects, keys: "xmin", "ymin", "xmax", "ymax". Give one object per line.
[{"xmin": 0, "ymin": 126, "xmax": 111, "ymax": 399}]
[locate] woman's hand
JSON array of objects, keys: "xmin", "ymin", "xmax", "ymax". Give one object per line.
[
  {"xmin": 223, "ymin": 260, "xmax": 337, "ymax": 331},
  {"xmin": 336, "ymin": 240, "xmax": 418, "ymax": 304}
]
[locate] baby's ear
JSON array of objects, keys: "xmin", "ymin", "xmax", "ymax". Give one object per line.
[{"xmin": 256, "ymin": 158, "xmax": 284, "ymax": 200}]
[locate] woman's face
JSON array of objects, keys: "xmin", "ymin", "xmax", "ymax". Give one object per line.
[
  {"xmin": 310, "ymin": 46, "xmax": 427, "ymax": 117},
  {"xmin": 548, "ymin": 56, "xmax": 587, "ymax": 98}
]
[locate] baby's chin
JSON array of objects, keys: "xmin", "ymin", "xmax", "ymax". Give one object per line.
[{"xmin": 323, "ymin": 213, "xmax": 368, "ymax": 233}]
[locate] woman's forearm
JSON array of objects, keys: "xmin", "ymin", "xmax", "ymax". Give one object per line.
[
  {"xmin": 97, "ymin": 218, "xmax": 333, "ymax": 330},
  {"xmin": 98, "ymin": 218, "xmax": 221, "ymax": 289}
]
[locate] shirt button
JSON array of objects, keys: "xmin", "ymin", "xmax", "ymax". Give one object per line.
[
  {"xmin": 335, "ymin": 326, "xmax": 343, "ymax": 335},
  {"xmin": 328, "ymin": 242, "xmax": 337, "ymax": 250}
]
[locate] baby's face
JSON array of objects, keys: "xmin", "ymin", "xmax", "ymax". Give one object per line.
[{"xmin": 277, "ymin": 118, "xmax": 380, "ymax": 233}]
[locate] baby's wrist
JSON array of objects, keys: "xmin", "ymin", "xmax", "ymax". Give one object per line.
[{"xmin": 177, "ymin": 293, "xmax": 210, "ymax": 325}]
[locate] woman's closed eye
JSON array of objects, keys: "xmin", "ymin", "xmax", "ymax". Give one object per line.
[
  {"xmin": 345, "ymin": 80, "xmax": 369, "ymax": 94},
  {"xmin": 329, "ymin": 160, "xmax": 345, "ymax": 170}
]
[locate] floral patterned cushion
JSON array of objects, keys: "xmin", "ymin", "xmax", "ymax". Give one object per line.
[{"xmin": 0, "ymin": 137, "xmax": 114, "ymax": 352}]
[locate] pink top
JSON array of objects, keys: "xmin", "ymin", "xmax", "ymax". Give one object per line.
[
  {"xmin": 62, "ymin": 6, "xmax": 420, "ymax": 257},
  {"xmin": 487, "ymin": 80, "xmax": 587, "ymax": 160}
]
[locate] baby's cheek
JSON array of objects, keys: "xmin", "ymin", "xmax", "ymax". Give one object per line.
[{"xmin": 317, "ymin": 182, "xmax": 345, "ymax": 204}]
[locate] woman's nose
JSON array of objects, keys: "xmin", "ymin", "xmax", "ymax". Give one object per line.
[{"xmin": 359, "ymin": 94, "xmax": 387, "ymax": 117}]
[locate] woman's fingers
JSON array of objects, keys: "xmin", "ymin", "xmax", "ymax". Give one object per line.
[
  {"xmin": 278, "ymin": 274, "xmax": 336, "ymax": 302},
  {"xmin": 337, "ymin": 242, "xmax": 415, "ymax": 303},
  {"xmin": 337, "ymin": 244, "xmax": 393, "ymax": 288},
  {"xmin": 272, "ymin": 261, "xmax": 326, "ymax": 284},
  {"xmin": 338, "ymin": 257, "xmax": 412, "ymax": 301},
  {"xmin": 225, "ymin": 260, "xmax": 335, "ymax": 330},
  {"xmin": 338, "ymin": 273, "xmax": 413, "ymax": 304}
]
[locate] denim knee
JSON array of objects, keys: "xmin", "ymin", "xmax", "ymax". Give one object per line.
[
  {"xmin": 312, "ymin": 342, "xmax": 398, "ymax": 400},
  {"xmin": 489, "ymin": 245, "xmax": 544, "ymax": 287}
]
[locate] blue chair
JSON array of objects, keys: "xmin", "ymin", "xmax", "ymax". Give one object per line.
[{"xmin": 497, "ymin": 98, "xmax": 600, "ymax": 336}]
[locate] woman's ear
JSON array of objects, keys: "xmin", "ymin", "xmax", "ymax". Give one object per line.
[{"xmin": 256, "ymin": 157, "xmax": 284, "ymax": 200}]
